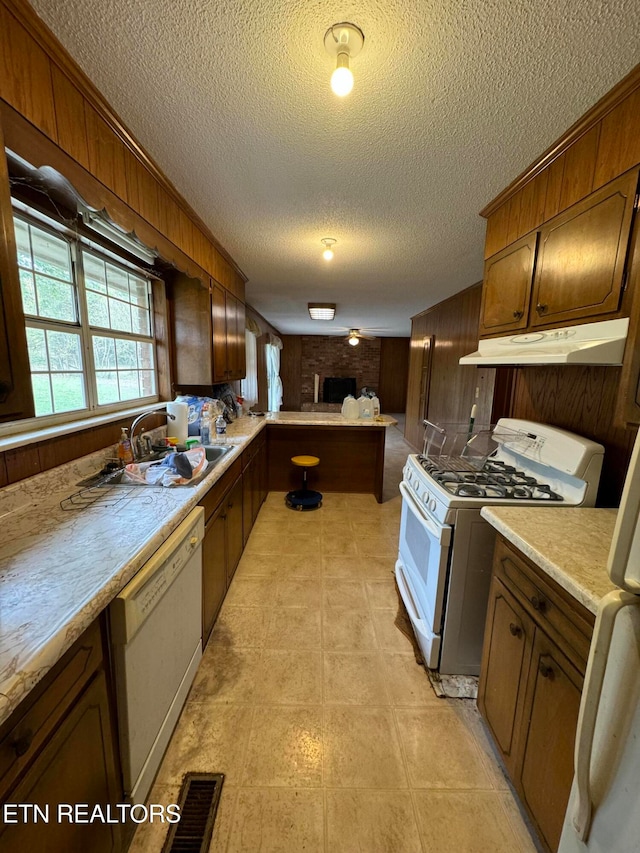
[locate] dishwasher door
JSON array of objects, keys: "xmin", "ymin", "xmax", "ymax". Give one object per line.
[{"xmin": 110, "ymin": 506, "xmax": 204, "ymax": 802}]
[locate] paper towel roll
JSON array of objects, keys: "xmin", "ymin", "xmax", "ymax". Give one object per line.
[
  {"xmin": 167, "ymin": 400, "xmax": 188, "ymax": 443},
  {"xmin": 314, "ymin": 374, "xmax": 319, "ymax": 404}
]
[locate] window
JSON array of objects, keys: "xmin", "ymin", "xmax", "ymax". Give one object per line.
[{"xmin": 14, "ymin": 211, "xmax": 158, "ymax": 421}]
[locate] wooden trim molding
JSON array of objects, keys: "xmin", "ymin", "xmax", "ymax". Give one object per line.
[
  {"xmin": 1, "ymin": 0, "xmax": 247, "ymax": 284},
  {"xmin": 481, "ymin": 62, "xmax": 640, "ymax": 218},
  {"xmin": 410, "ymin": 280, "xmax": 483, "ymax": 321}
]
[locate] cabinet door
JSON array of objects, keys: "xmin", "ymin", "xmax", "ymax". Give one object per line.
[
  {"xmin": 478, "ymin": 578, "xmax": 532, "ymax": 776},
  {"xmin": 225, "ymin": 477, "xmax": 244, "ymax": 585},
  {"xmin": 258, "ymin": 438, "xmax": 268, "ymax": 507},
  {"xmin": 519, "ymin": 629, "xmax": 583, "ymax": 853},
  {"xmin": 0, "ymin": 672, "xmax": 121, "ymax": 853},
  {"xmin": 242, "ymin": 456, "xmax": 254, "ymax": 546},
  {"xmin": 531, "ymin": 169, "xmax": 639, "ymax": 327},
  {"xmin": 211, "ymin": 283, "xmax": 228, "ymax": 383},
  {"xmin": 233, "ymin": 299, "xmax": 246, "ymax": 379},
  {"xmin": 479, "ymin": 232, "xmax": 537, "ymax": 336},
  {"xmin": 226, "ymin": 295, "xmax": 246, "ymax": 380},
  {"xmin": 202, "ymin": 504, "xmax": 227, "ymax": 645}
]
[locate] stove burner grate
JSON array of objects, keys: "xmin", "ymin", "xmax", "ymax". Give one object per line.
[{"xmin": 418, "ymin": 455, "xmax": 564, "ymax": 502}]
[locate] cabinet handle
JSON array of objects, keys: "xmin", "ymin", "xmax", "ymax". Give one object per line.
[
  {"xmin": 530, "ymin": 595, "xmax": 547, "ymax": 612},
  {"xmin": 509, "ymin": 622, "xmax": 522, "ymax": 637},
  {"xmin": 536, "ymin": 302, "xmax": 548, "ymax": 314},
  {"xmin": 11, "ymin": 729, "xmax": 33, "ymax": 757},
  {"xmin": 538, "ymin": 659, "xmax": 555, "ymax": 680},
  {"xmin": 512, "ymin": 310, "xmax": 523, "ymax": 319},
  {"xmin": 228, "ymin": 501, "xmax": 234, "ymax": 509},
  {"xmin": 220, "ymin": 513, "xmax": 227, "ymax": 520}
]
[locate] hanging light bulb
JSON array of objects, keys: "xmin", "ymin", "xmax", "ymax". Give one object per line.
[
  {"xmin": 348, "ymin": 334, "xmax": 360, "ymax": 346},
  {"xmin": 324, "ymin": 23, "xmax": 364, "ymax": 98},
  {"xmin": 331, "ymin": 54, "xmax": 353, "ymax": 97},
  {"xmin": 321, "ymin": 237, "xmax": 336, "ymax": 261}
]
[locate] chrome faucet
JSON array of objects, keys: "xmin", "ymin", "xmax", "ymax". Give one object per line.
[{"xmin": 130, "ymin": 407, "xmax": 175, "ymax": 460}]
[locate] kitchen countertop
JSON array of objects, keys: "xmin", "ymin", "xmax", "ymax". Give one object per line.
[
  {"xmin": 481, "ymin": 506, "xmax": 618, "ymax": 614},
  {"xmin": 0, "ymin": 411, "xmax": 396, "ymax": 726}
]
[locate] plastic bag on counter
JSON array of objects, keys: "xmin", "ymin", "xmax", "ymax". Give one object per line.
[
  {"xmin": 175, "ymin": 395, "xmax": 216, "ymax": 435},
  {"xmin": 121, "ymin": 448, "xmax": 207, "ymax": 487}
]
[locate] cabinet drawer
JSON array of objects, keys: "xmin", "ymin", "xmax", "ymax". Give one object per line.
[
  {"xmin": 495, "ymin": 537, "xmax": 594, "ymax": 670},
  {"xmin": 0, "ymin": 619, "xmax": 104, "ymax": 799}
]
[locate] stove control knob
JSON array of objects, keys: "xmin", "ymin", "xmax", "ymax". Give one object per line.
[
  {"xmin": 413, "ymin": 480, "xmax": 420, "ymax": 493},
  {"xmin": 429, "ymin": 498, "xmax": 437, "ymax": 512}
]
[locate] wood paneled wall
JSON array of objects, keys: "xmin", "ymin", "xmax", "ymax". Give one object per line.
[
  {"xmin": 0, "ymin": 0, "xmax": 246, "ymax": 297},
  {"xmin": 378, "ymin": 338, "xmax": 410, "ymax": 413},
  {"xmin": 405, "ymin": 284, "xmax": 496, "ymax": 450},
  {"xmin": 508, "ymin": 368, "xmax": 636, "ymax": 506},
  {"xmin": 280, "ymin": 335, "xmax": 303, "ymax": 411}
]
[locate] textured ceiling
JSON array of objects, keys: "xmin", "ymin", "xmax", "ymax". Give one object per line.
[{"xmin": 29, "ymin": 0, "xmax": 640, "ymax": 335}]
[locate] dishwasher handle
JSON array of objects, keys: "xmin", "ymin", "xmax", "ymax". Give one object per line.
[{"xmin": 110, "ymin": 507, "xmax": 204, "ymax": 644}]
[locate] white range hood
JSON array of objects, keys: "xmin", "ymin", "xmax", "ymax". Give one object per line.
[{"xmin": 460, "ymin": 318, "xmax": 629, "ymax": 366}]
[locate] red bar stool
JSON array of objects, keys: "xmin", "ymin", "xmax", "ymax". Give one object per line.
[{"xmin": 285, "ymin": 455, "xmax": 323, "ymax": 511}]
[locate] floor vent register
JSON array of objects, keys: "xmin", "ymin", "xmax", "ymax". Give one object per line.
[{"xmin": 162, "ymin": 773, "xmax": 224, "ymax": 853}]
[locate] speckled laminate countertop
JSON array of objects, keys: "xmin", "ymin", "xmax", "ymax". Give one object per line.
[
  {"xmin": 0, "ymin": 412, "xmax": 396, "ymax": 726},
  {"xmin": 481, "ymin": 506, "xmax": 618, "ymax": 614}
]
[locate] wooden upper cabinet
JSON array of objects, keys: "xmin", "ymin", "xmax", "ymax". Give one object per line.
[
  {"xmin": 531, "ymin": 168, "xmax": 639, "ymax": 327},
  {"xmin": 211, "ymin": 283, "xmax": 228, "ymax": 383},
  {"xmin": 484, "ymin": 203, "xmax": 510, "ymax": 259},
  {"xmin": 0, "ymin": 5, "xmax": 57, "ymax": 141},
  {"xmin": 479, "ymin": 232, "xmax": 537, "ymax": 336},
  {"xmin": 229, "ymin": 296, "xmax": 246, "ymax": 380},
  {"xmin": 170, "ymin": 272, "xmax": 213, "ymax": 388},
  {"xmin": 518, "ymin": 170, "xmax": 549, "ymax": 237}
]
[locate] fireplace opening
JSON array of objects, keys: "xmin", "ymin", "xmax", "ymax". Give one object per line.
[{"xmin": 323, "ymin": 377, "xmax": 357, "ymax": 403}]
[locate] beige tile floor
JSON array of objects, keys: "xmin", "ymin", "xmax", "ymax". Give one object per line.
[{"xmin": 130, "ymin": 488, "xmax": 540, "ymax": 853}]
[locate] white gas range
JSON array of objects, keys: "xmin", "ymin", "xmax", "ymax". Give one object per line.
[{"xmin": 396, "ymin": 418, "xmax": 604, "ymax": 676}]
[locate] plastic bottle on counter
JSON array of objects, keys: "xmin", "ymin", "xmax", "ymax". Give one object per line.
[
  {"xmin": 358, "ymin": 394, "xmax": 373, "ymax": 419},
  {"xmin": 370, "ymin": 395, "xmax": 381, "ymax": 417},
  {"xmin": 215, "ymin": 413, "xmax": 227, "ymax": 444},
  {"xmin": 341, "ymin": 395, "xmax": 360, "ymax": 419},
  {"xmin": 200, "ymin": 402, "xmax": 212, "ymax": 445},
  {"xmin": 117, "ymin": 427, "xmax": 134, "ymax": 464}
]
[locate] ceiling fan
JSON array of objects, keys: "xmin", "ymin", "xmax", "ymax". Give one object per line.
[{"xmin": 342, "ymin": 328, "xmax": 378, "ymax": 346}]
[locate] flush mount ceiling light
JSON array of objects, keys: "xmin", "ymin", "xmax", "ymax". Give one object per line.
[
  {"xmin": 308, "ymin": 303, "xmax": 336, "ymax": 320},
  {"xmin": 321, "ymin": 237, "xmax": 337, "ymax": 260},
  {"xmin": 324, "ymin": 22, "xmax": 364, "ymax": 97}
]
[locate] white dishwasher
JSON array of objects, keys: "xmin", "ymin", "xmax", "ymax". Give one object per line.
[{"xmin": 110, "ymin": 506, "xmax": 204, "ymax": 803}]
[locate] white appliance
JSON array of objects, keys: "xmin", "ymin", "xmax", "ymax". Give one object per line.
[
  {"xmin": 558, "ymin": 430, "xmax": 640, "ymax": 852},
  {"xmin": 110, "ymin": 506, "xmax": 204, "ymax": 802},
  {"xmin": 459, "ymin": 318, "xmax": 629, "ymax": 366},
  {"xmin": 396, "ymin": 419, "xmax": 604, "ymax": 675}
]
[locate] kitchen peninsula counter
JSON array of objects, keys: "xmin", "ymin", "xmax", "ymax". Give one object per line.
[
  {"xmin": 481, "ymin": 506, "xmax": 618, "ymax": 614},
  {"xmin": 0, "ymin": 412, "xmax": 397, "ymax": 726},
  {"xmin": 261, "ymin": 412, "xmax": 397, "ymax": 503}
]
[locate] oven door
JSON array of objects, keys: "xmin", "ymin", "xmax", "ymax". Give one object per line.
[{"xmin": 396, "ymin": 481, "xmax": 452, "ymax": 669}]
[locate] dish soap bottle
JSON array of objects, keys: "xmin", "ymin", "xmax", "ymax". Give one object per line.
[
  {"xmin": 117, "ymin": 427, "xmax": 134, "ymax": 464},
  {"xmin": 215, "ymin": 413, "xmax": 227, "ymax": 444}
]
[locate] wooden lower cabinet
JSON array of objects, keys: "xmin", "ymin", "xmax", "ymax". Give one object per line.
[
  {"xmin": 0, "ymin": 619, "xmax": 123, "ymax": 853},
  {"xmin": 478, "ymin": 536, "xmax": 594, "ymax": 853},
  {"xmin": 519, "ymin": 630, "xmax": 583, "ymax": 853},
  {"xmin": 242, "ymin": 433, "xmax": 268, "ymax": 545},
  {"xmin": 200, "ymin": 446, "xmax": 262, "ymax": 645},
  {"xmin": 202, "ymin": 502, "xmax": 228, "ymax": 644}
]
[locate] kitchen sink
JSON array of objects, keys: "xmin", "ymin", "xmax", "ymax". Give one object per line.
[{"xmin": 78, "ymin": 445, "xmax": 232, "ymax": 489}]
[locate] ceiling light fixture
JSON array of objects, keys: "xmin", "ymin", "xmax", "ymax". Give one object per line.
[
  {"xmin": 321, "ymin": 237, "xmax": 337, "ymax": 261},
  {"xmin": 324, "ymin": 22, "xmax": 364, "ymax": 97},
  {"xmin": 308, "ymin": 303, "xmax": 336, "ymax": 320},
  {"xmin": 348, "ymin": 330, "xmax": 360, "ymax": 346}
]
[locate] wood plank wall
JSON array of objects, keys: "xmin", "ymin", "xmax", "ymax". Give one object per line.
[
  {"xmin": 508, "ymin": 368, "xmax": 636, "ymax": 506},
  {"xmin": 405, "ymin": 284, "xmax": 496, "ymax": 450},
  {"xmin": 378, "ymin": 338, "xmax": 410, "ymax": 412}
]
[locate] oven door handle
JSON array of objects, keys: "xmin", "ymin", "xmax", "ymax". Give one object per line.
[{"xmin": 399, "ymin": 481, "xmax": 451, "ymax": 544}]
